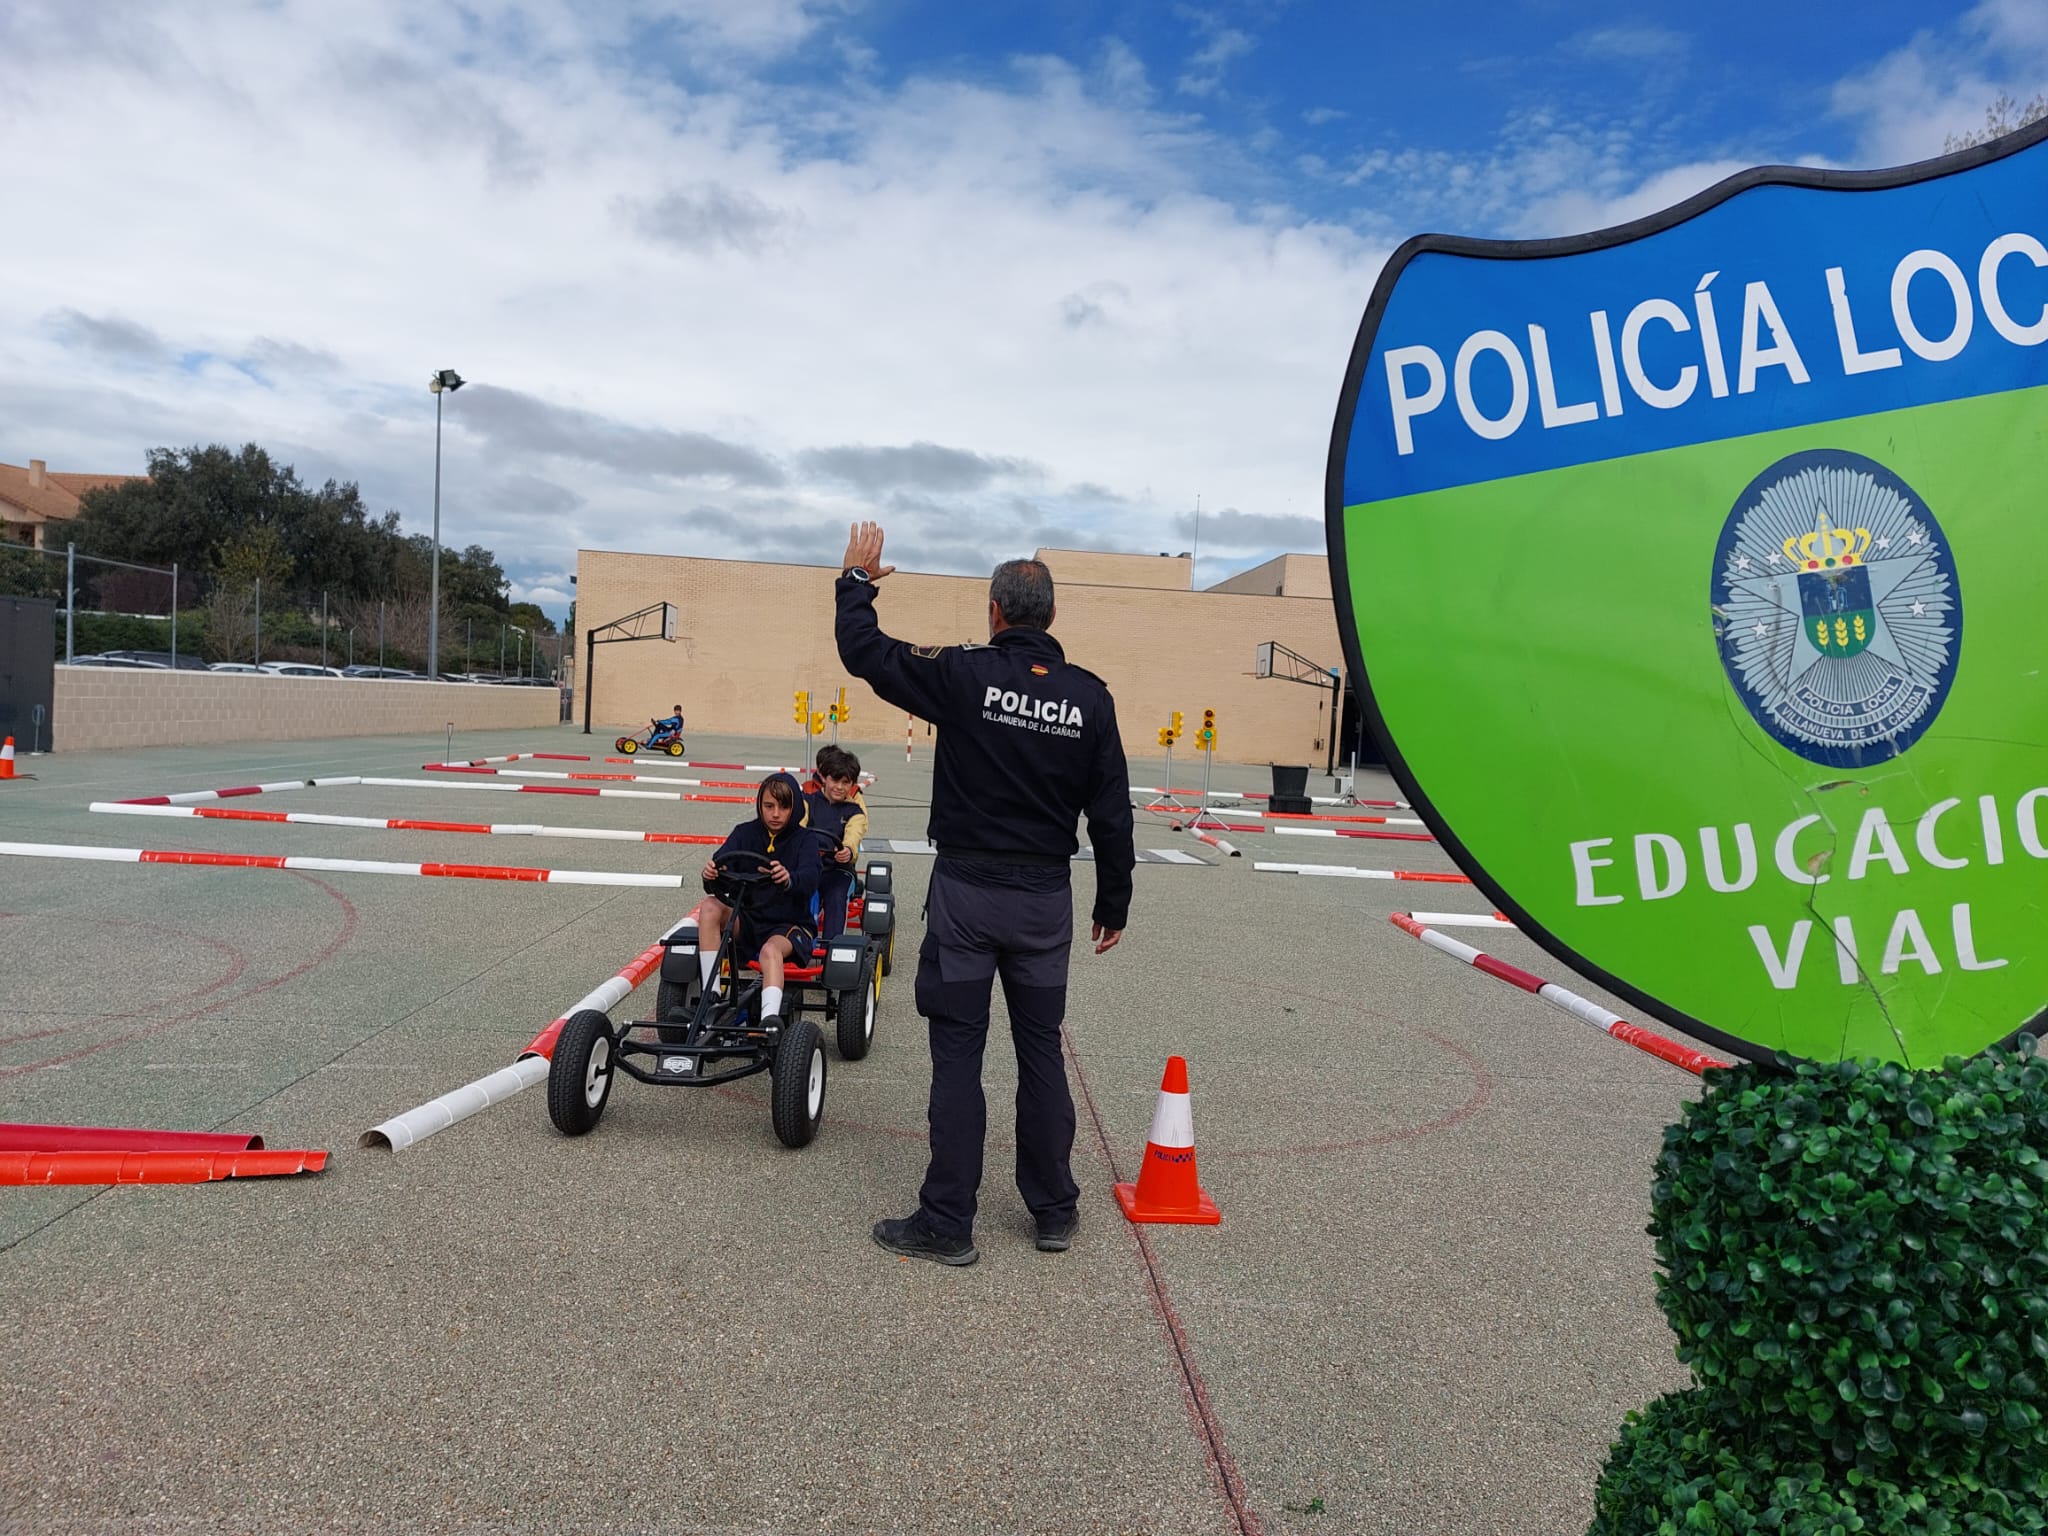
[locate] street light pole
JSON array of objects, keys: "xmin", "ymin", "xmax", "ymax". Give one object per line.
[{"xmin": 427, "ymin": 368, "xmax": 465, "ymax": 681}]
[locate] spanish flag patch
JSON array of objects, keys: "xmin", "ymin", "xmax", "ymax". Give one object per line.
[{"xmin": 1030, "ymin": 664, "xmax": 1049, "ymax": 676}]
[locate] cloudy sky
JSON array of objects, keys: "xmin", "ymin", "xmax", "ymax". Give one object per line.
[{"xmin": 3, "ymin": 0, "xmax": 2042, "ymax": 620}]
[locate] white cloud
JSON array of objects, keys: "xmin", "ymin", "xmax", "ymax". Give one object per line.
[
  {"xmin": 1175, "ymin": 7, "xmax": 1256, "ymax": 98},
  {"xmin": 0, "ymin": 0, "xmax": 1382, "ymax": 622},
  {"xmin": 1830, "ymin": 0, "xmax": 2048, "ymax": 168}
]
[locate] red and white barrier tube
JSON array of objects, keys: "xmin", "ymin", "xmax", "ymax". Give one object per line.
[
  {"xmin": 1132, "ymin": 784, "xmax": 1408, "ymax": 809},
  {"xmin": 358, "ymin": 934, "xmax": 677, "ymax": 1152},
  {"xmin": 1389, "ymin": 913, "xmax": 1727, "ymax": 1076},
  {"xmin": 429, "ymin": 753, "xmax": 592, "ymax": 766},
  {"xmin": 91, "ymin": 801, "xmax": 724, "ymax": 845},
  {"xmin": 1187, "ymin": 826, "xmax": 1240, "ymax": 858},
  {"xmin": 115, "ymin": 775, "xmax": 362, "ymax": 807},
  {"xmin": 359, "ymin": 776, "xmax": 725, "ymax": 803},
  {"xmin": 1145, "ymin": 802, "xmax": 1424, "ymax": 826},
  {"xmin": 0, "ymin": 840, "xmax": 695, "ymax": 889},
  {"xmin": 1253, "ymin": 862, "xmax": 1472, "ymax": 883},
  {"xmin": 906, "ymin": 714, "xmax": 914, "ymax": 763},
  {"xmin": 1272, "ymin": 824, "xmax": 1435, "ymax": 843}
]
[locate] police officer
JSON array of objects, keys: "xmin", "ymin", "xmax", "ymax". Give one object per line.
[{"xmin": 835, "ymin": 520, "xmax": 1134, "ymax": 1266}]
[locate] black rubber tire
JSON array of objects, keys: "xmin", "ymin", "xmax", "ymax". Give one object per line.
[
  {"xmin": 880, "ymin": 928, "xmax": 894, "ymax": 978},
  {"xmin": 655, "ymin": 976, "xmax": 694, "ymax": 1044},
  {"xmin": 665, "ymin": 740, "xmax": 684, "ymax": 757},
  {"xmin": 547, "ymin": 1008, "xmax": 616, "ymax": 1135},
  {"xmin": 835, "ymin": 958, "xmax": 876, "ymax": 1061},
  {"xmin": 770, "ymin": 1017, "xmax": 826, "ymax": 1148}
]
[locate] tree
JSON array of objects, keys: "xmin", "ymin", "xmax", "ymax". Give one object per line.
[{"xmin": 1943, "ymin": 92, "xmax": 2048, "ymax": 152}]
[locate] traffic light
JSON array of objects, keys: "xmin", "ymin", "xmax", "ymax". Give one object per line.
[
  {"xmin": 836, "ymin": 685, "xmax": 850, "ymax": 725},
  {"xmin": 1171, "ymin": 710, "xmax": 1183, "ymax": 737},
  {"xmin": 811, "ymin": 711, "xmax": 826, "ymax": 737},
  {"xmin": 828, "ymin": 703, "xmax": 839, "ymax": 723},
  {"xmin": 1200, "ymin": 707, "xmax": 1217, "ymax": 752},
  {"xmin": 793, "ymin": 689, "xmax": 809, "ymax": 724},
  {"xmin": 1157, "ymin": 726, "xmax": 1172, "ymax": 747}
]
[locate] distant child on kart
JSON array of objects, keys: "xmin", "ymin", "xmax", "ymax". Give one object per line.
[
  {"xmin": 803, "ymin": 744, "xmax": 869, "ymax": 939},
  {"xmin": 651, "ymin": 705, "xmax": 684, "ymax": 741},
  {"xmin": 696, "ymin": 771, "xmax": 822, "ymax": 1024}
]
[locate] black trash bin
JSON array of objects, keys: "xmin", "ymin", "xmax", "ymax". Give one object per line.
[{"xmin": 1270, "ymin": 763, "xmax": 1312, "ymax": 815}]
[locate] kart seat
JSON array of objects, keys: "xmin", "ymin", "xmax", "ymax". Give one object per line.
[{"xmin": 746, "ymin": 959, "xmax": 823, "ymax": 981}]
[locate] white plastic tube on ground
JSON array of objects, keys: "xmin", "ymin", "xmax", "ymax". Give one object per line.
[{"xmin": 356, "ymin": 1057, "xmax": 549, "ymax": 1152}]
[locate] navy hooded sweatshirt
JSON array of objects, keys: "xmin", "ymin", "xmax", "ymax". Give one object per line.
[{"xmin": 705, "ymin": 772, "xmax": 825, "ymax": 929}]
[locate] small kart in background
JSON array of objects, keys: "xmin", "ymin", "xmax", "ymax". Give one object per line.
[
  {"xmin": 615, "ymin": 716, "xmax": 685, "ymax": 756},
  {"xmin": 546, "ymin": 857, "xmax": 897, "ymax": 1149}
]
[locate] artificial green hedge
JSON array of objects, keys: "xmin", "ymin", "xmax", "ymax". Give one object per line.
[{"xmin": 1591, "ymin": 1043, "xmax": 2046, "ymax": 1534}]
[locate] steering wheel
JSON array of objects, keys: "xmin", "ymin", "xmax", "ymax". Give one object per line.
[{"xmin": 710, "ymin": 848, "xmax": 780, "ymax": 908}]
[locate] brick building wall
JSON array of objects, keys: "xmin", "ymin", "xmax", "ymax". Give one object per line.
[
  {"xmin": 51, "ymin": 669, "xmax": 559, "ymax": 751},
  {"xmin": 575, "ymin": 550, "xmax": 1345, "ymax": 765}
]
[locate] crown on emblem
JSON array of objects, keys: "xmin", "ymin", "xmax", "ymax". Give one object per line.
[{"xmin": 1781, "ymin": 511, "xmax": 1871, "ymax": 572}]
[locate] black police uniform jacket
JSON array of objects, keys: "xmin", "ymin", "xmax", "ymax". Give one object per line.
[
  {"xmin": 834, "ymin": 573, "xmax": 1136, "ymax": 931},
  {"xmin": 706, "ymin": 772, "xmax": 826, "ymax": 930}
]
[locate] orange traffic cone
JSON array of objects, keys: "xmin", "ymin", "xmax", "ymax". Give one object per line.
[
  {"xmin": 1114, "ymin": 1055, "xmax": 1221, "ymax": 1225},
  {"xmin": 0, "ymin": 737, "xmax": 15, "ymax": 781}
]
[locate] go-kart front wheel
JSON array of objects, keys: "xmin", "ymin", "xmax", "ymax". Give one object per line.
[
  {"xmin": 547, "ymin": 1008, "xmax": 616, "ymax": 1135},
  {"xmin": 617, "ymin": 737, "xmax": 639, "ymax": 754},
  {"xmin": 655, "ymin": 975, "xmax": 694, "ymax": 1045},
  {"xmin": 770, "ymin": 1017, "xmax": 826, "ymax": 1148},
  {"xmin": 665, "ymin": 740, "xmax": 684, "ymax": 757}
]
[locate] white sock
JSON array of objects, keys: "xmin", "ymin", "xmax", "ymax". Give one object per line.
[
  {"xmin": 699, "ymin": 949, "xmax": 717, "ymax": 987},
  {"xmin": 762, "ymin": 986, "xmax": 784, "ymax": 1018}
]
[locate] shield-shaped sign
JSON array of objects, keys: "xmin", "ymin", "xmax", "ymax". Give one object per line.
[{"xmin": 1326, "ymin": 122, "xmax": 2048, "ymax": 1066}]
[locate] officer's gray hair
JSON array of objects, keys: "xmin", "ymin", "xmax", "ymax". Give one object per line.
[{"xmin": 990, "ymin": 559, "xmax": 1055, "ymax": 631}]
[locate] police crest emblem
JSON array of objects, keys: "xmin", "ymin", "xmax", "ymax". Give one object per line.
[{"xmin": 1712, "ymin": 449, "xmax": 1961, "ymax": 769}]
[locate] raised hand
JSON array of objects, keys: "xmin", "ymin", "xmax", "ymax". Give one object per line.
[{"xmin": 840, "ymin": 520, "xmax": 897, "ymax": 580}]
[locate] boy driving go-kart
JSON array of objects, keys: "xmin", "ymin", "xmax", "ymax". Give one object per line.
[
  {"xmin": 695, "ymin": 771, "xmax": 821, "ymax": 1025},
  {"xmin": 615, "ymin": 705, "xmax": 686, "ymax": 757}
]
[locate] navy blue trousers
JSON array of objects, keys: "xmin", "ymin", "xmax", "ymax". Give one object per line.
[{"xmin": 913, "ymin": 857, "xmax": 1080, "ymax": 1238}]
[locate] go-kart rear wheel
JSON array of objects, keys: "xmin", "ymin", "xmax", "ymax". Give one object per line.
[
  {"xmin": 880, "ymin": 929, "xmax": 894, "ymax": 978},
  {"xmin": 770, "ymin": 1017, "xmax": 826, "ymax": 1148},
  {"xmin": 547, "ymin": 1008, "xmax": 616, "ymax": 1135},
  {"xmin": 835, "ymin": 958, "xmax": 877, "ymax": 1061},
  {"xmin": 665, "ymin": 740, "xmax": 684, "ymax": 757},
  {"xmin": 618, "ymin": 737, "xmax": 639, "ymax": 754}
]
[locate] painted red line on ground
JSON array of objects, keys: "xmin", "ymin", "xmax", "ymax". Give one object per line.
[
  {"xmin": 194, "ymin": 807, "xmax": 290, "ymax": 824},
  {"xmin": 138, "ymin": 849, "xmax": 291, "ymax": 870},
  {"xmin": 1063, "ymin": 1028, "xmax": 1263, "ymax": 1536},
  {"xmin": 420, "ymin": 862, "xmax": 548, "ymax": 883},
  {"xmin": 0, "ymin": 919, "xmax": 249, "ymax": 1049},
  {"xmin": 0, "ymin": 872, "xmax": 357, "ymax": 1079},
  {"xmin": 1223, "ymin": 1033, "xmax": 1494, "ymax": 1159},
  {"xmin": 517, "ymin": 784, "xmax": 600, "ymax": 796}
]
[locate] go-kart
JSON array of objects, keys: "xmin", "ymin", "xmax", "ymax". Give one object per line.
[
  {"xmin": 546, "ymin": 854, "xmax": 897, "ymax": 1149},
  {"xmin": 616, "ymin": 716, "xmax": 685, "ymax": 756}
]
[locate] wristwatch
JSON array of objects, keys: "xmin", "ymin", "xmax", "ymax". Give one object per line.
[{"xmin": 845, "ymin": 567, "xmax": 871, "ymax": 583}]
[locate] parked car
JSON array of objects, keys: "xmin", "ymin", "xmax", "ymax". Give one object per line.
[
  {"xmin": 260, "ymin": 662, "xmax": 344, "ymax": 678},
  {"xmin": 65, "ymin": 653, "xmax": 169, "ymax": 669},
  {"xmin": 102, "ymin": 649, "xmax": 209, "ymax": 670},
  {"xmin": 340, "ymin": 665, "xmax": 423, "ymax": 680},
  {"xmin": 209, "ymin": 662, "xmax": 265, "ymax": 674}
]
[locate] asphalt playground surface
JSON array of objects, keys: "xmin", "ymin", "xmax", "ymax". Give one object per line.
[{"xmin": 0, "ymin": 725, "xmax": 1701, "ymax": 1535}]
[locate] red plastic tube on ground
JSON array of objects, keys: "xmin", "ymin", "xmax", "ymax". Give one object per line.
[
  {"xmin": 0, "ymin": 1122, "xmax": 264, "ymax": 1154},
  {"xmin": 0, "ymin": 1150, "xmax": 327, "ymax": 1185}
]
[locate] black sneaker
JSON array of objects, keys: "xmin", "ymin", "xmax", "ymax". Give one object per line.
[
  {"xmin": 872, "ymin": 1213, "xmax": 978, "ymax": 1267},
  {"xmin": 1034, "ymin": 1214, "xmax": 1078, "ymax": 1253}
]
